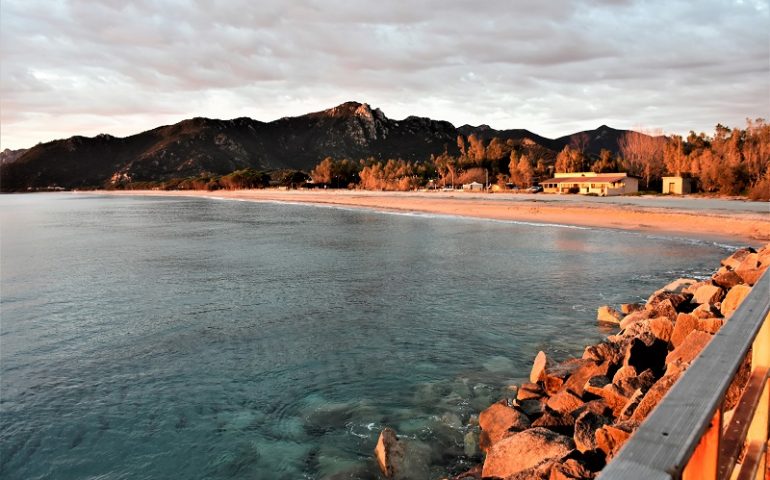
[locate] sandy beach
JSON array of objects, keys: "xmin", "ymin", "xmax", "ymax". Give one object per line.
[{"xmin": 94, "ymin": 189, "xmax": 770, "ymax": 244}]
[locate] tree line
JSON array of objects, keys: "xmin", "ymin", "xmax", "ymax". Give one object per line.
[
  {"xmin": 552, "ymin": 119, "xmax": 769, "ymax": 198},
  {"xmin": 112, "ymin": 119, "xmax": 770, "ymax": 199}
]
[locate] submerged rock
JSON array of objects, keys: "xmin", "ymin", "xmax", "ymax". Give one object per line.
[
  {"xmin": 373, "ymin": 428, "xmax": 430, "ymax": 480},
  {"xmin": 375, "ymin": 428, "xmax": 404, "ymax": 478},
  {"xmin": 597, "ymin": 306, "xmax": 622, "ymax": 325}
]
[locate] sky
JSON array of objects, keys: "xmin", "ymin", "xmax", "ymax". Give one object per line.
[{"xmin": 1, "ymin": 0, "xmax": 768, "ymax": 150}]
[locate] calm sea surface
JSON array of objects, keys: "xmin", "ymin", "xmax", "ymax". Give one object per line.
[{"xmin": 0, "ymin": 193, "xmax": 735, "ymax": 479}]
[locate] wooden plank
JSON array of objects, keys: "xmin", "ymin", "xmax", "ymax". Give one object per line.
[
  {"xmin": 719, "ymin": 367, "xmax": 770, "ymax": 478},
  {"xmin": 734, "ymin": 440, "xmax": 766, "ymax": 480},
  {"xmin": 599, "ymin": 271, "xmax": 770, "ymax": 480},
  {"xmin": 683, "ymin": 409, "xmax": 721, "ymax": 480}
]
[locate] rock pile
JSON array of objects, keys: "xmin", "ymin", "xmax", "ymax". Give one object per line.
[{"xmin": 374, "ymin": 244, "xmax": 769, "ymax": 480}]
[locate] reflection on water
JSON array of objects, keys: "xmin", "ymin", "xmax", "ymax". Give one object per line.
[{"xmin": 0, "ymin": 194, "xmax": 732, "ymax": 479}]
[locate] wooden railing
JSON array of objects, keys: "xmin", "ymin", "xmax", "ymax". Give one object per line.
[{"xmin": 599, "ymin": 270, "xmax": 770, "ymax": 480}]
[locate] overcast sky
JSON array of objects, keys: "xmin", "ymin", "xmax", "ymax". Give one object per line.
[{"xmin": 1, "ymin": 0, "xmax": 768, "ymax": 150}]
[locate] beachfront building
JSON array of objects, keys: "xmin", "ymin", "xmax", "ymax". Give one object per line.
[
  {"xmin": 662, "ymin": 176, "xmax": 692, "ymax": 195},
  {"xmin": 462, "ymin": 181, "xmax": 484, "ymax": 191},
  {"xmin": 540, "ymin": 172, "xmax": 638, "ymax": 196}
]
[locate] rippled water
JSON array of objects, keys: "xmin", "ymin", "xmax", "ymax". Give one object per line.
[{"xmin": 0, "ymin": 193, "xmax": 734, "ymax": 479}]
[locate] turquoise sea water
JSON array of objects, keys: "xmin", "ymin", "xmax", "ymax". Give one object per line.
[{"xmin": 0, "ymin": 193, "xmax": 734, "ymax": 479}]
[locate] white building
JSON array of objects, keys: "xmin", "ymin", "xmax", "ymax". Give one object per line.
[{"xmin": 540, "ymin": 172, "xmax": 638, "ymax": 196}]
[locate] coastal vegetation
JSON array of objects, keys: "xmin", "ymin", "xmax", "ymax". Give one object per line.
[
  {"xmin": 308, "ymin": 119, "xmax": 768, "ymax": 198},
  {"xmin": 116, "ymin": 119, "xmax": 770, "ymax": 200}
]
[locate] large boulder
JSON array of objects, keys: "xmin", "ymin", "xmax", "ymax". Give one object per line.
[
  {"xmin": 721, "ymin": 248, "xmax": 755, "ymax": 270},
  {"xmin": 646, "ymin": 299, "xmax": 679, "ymax": 321},
  {"xmin": 481, "ymin": 428, "xmax": 574, "ymax": 479},
  {"xmin": 561, "ymin": 360, "xmax": 610, "ymax": 397},
  {"xmin": 619, "ymin": 310, "xmax": 652, "ymax": 330},
  {"xmin": 584, "ymin": 382, "xmax": 630, "ymax": 417},
  {"xmin": 611, "ymin": 365, "xmax": 638, "ymax": 384},
  {"xmin": 630, "ymin": 372, "xmax": 683, "ymax": 422},
  {"xmin": 550, "ymin": 458, "xmax": 595, "ymax": 480},
  {"xmin": 516, "ymin": 398, "xmax": 545, "ymax": 418},
  {"xmin": 620, "ymin": 303, "xmax": 642, "ymax": 315},
  {"xmin": 723, "ymin": 354, "xmax": 752, "ymax": 411},
  {"xmin": 712, "ymin": 269, "xmax": 743, "ymax": 289},
  {"xmin": 646, "ymin": 291, "xmax": 690, "ymax": 313},
  {"xmin": 691, "ymin": 303, "xmax": 722, "ymax": 319},
  {"xmin": 620, "ymin": 317, "xmax": 673, "ymax": 344},
  {"xmin": 647, "ymin": 317, "xmax": 675, "ymax": 343},
  {"xmin": 479, "ymin": 401, "xmax": 531, "ymax": 450},
  {"xmin": 573, "ymin": 410, "xmax": 612, "ymax": 453},
  {"xmin": 595, "ymin": 425, "xmax": 632, "ymax": 461},
  {"xmin": 697, "ymin": 318, "xmax": 725, "ymax": 334},
  {"xmin": 691, "ymin": 284, "xmax": 725, "ymax": 305},
  {"xmin": 531, "ymin": 351, "xmax": 549, "ymax": 383},
  {"xmin": 721, "ymin": 284, "xmax": 752, "ymax": 317},
  {"xmin": 614, "ymin": 369, "xmax": 656, "ymax": 398},
  {"xmin": 597, "ymin": 305, "xmax": 622, "ymax": 324},
  {"xmin": 582, "ymin": 341, "xmax": 624, "ymax": 367},
  {"xmin": 618, "ymin": 388, "xmax": 647, "ymax": 421},
  {"xmin": 571, "ymin": 399, "xmax": 613, "ymax": 421},
  {"xmin": 666, "ymin": 330, "xmax": 712, "ymax": 369},
  {"xmin": 517, "ymin": 382, "xmax": 545, "ymax": 401},
  {"xmin": 531, "ymin": 410, "xmax": 575, "ymax": 436},
  {"xmin": 656, "ymin": 278, "xmax": 698, "ymax": 295},
  {"xmin": 546, "ymin": 390, "xmax": 584, "ymax": 417},
  {"xmin": 670, "ymin": 313, "xmax": 698, "ymax": 348}
]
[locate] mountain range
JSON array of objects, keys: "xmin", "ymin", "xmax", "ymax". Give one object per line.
[{"xmin": 0, "ymin": 101, "xmax": 635, "ymax": 191}]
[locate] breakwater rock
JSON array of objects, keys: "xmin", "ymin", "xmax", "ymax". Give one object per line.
[{"xmin": 374, "ymin": 243, "xmax": 769, "ymax": 480}]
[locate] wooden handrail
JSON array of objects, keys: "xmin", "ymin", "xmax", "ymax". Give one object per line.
[{"xmin": 598, "ymin": 270, "xmax": 770, "ymax": 479}]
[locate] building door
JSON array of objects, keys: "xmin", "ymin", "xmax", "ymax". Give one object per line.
[{"xmin": 668, "ymin": 182, "xmax": 675, "ymax": 194}]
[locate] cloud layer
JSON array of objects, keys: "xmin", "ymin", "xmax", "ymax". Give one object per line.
[{"xmin": 1, "ymin": 0, "xmax": 768, "ymax": 149}]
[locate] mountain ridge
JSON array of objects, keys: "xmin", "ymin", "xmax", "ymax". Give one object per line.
[{"xmin": 0, "ymin": 101, "xmax": 638, "ymax": 191}]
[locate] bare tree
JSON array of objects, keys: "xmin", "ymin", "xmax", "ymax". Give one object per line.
[
  {"xmin": 619, "ymin": 128, "xmax": 665, "ymax": 189},
  {"xmin": 570, "ymin": 132, "xmax": 590, "ymax": 155}
]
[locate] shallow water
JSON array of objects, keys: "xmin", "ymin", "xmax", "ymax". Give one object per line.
[{"xmin": 0, "ymin": 193, "xmax": 734, "ymax": 479}]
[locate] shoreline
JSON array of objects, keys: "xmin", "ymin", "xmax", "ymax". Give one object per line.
[
  {"xmin": 379, "ymin": 245, "xmax": 770, "ymax": 479},
  {"xmin": 87, "ymin": 189, "xmax": 770, "ymax": 245}
]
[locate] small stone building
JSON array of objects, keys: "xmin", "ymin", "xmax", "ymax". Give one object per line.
[
  {"xmin": 463, "ymin": 181, "xmax": 484, "ymax": 191},
  {"xmin": 662, "ymin": 176, "xmax": 692, "ymax": 195}
]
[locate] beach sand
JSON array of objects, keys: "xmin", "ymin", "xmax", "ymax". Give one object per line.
[{"xmin": 94, "ymin": 189, "xmax": 770, "ymax": 244}]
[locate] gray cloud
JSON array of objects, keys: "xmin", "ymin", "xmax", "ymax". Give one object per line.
[{"xmin": 1, "ymin": 0, "xmax": 767, "ymax": 149}]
